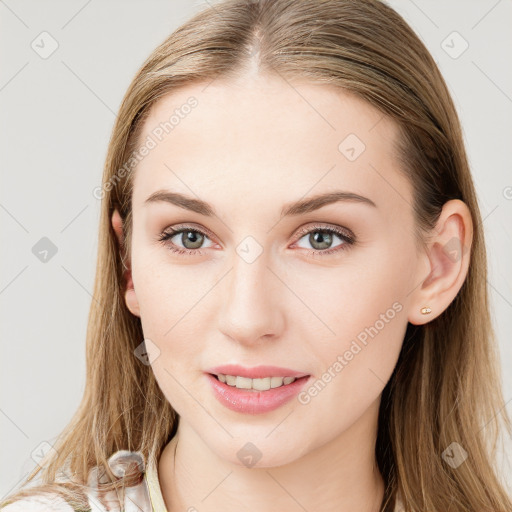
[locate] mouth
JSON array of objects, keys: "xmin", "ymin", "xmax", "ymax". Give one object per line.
[
  {"xmin": 208, "ymin": 372, "xmax": 310, "ymax": 392},
  {"xmin": 205, "ymin": 363, "xmax": 309, "ymax": 380},
  {"xmin": 205, "ymin": 371, "xmax": 311, "ymax": 415}
]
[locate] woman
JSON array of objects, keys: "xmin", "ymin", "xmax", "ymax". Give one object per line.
[{"xmin": 2, "ymin": 0, "xmax": 511, "ymax": 511}]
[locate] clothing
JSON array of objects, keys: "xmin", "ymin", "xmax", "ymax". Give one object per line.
[
  {"xmin": 1, "ymin": 450, "xmax": 167, "ymax": 512},
  {"xmin": 2, "ymin": 450, "xmax": 404, "ymax": 511}
]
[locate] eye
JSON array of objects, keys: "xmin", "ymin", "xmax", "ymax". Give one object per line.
[
  {"xmin": 292, "ymin": 223, "xmax": 355, "ymax": 256},
  {"xmin": 157, "ymin": 225, "xmax": 215, "ymax": 256}
]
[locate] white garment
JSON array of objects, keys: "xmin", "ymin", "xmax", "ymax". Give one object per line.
[{"xmin": 1, "ymin": 450, "xmax": 166, "ymax": 512}]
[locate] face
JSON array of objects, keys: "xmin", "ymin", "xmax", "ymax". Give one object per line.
[{"xmin": 124, "ymin": 73, "xmax": 423, "ymax": 467}]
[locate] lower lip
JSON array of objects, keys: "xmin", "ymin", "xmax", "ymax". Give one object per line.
[{"xmin": 206, "ymin": 373, "xmax": 311, "ymax": 415}]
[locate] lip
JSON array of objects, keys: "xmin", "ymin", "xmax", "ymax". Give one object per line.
[
  {"xmin": 205, "ymin": 371, "xmax": 311, "ymax": 415},
  {"xmin": 205, "ymin": 364, "xmax": 309, "ymax": 379}
]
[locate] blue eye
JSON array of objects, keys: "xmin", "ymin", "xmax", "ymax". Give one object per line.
[{"xmin": 158, "ymin": 223, "xmax": 355, "ymax": 257}]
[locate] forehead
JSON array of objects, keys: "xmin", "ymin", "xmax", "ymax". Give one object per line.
[{"xmin": 131, "ymin": 74, "xmax": 410, "ymax": 213}]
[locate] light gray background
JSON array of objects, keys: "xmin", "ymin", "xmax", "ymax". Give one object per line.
[{"xmin": 1, "ymin": 0, "xmax": 511, "ymax": 499}]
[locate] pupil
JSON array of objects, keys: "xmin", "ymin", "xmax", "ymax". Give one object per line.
[
  {"xmin": 183, "ymin": 231, "xmax": 203, "ymax": 249},
  {"xmin": 310, "ymin": 231, "xmax": 332, "ymax": 250}
]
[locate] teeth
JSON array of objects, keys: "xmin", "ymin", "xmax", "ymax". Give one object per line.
[{"xmin": 216, "ymin": 374, "xmax": 298, "ymax": 391}]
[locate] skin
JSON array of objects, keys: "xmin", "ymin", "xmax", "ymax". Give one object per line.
[{"xmin": 111, "ymin": 71, "xmax": 473, "ymax": 511}]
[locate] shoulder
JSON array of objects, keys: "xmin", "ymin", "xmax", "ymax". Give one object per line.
[
  {"xmin": 1, "ymin": 494, "xmax": 74, "ymax": 512},
  {"xmin": 2, "ymin": 450, "xmax": 153, "ymax": 512}
]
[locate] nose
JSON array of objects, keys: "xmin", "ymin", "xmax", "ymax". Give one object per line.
[{"xmin": 217, "ymin": 252, "xmax": 285, "ymax": 346}]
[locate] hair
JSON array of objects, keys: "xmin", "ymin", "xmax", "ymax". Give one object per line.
[{"xmin": 2, "ymin": 0, "xmax": 511, "ymax": 511}]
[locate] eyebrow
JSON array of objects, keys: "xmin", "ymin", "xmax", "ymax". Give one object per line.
[{"xmin": 143, "ymin": 189, "xmax": 377, "ymax": 217}]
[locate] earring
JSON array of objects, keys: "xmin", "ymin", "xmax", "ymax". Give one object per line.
[{"xmin": 420, "ymin": 306, "xmax": 432, "ymax": 315}]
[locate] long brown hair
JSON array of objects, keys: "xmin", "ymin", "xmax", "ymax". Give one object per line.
[{"xmin": 2, "ymin": 0, "xmax": 511, "ymax": 510}]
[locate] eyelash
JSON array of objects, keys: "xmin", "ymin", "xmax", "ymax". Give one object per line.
[{"xmin": 157, "ymin": 223, "xmax": 356, "ymax": 257}]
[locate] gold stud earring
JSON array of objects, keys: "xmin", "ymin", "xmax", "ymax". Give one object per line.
[{"xmin": 420, "ymin": 306, "xmax": 432, "ymax": 315}]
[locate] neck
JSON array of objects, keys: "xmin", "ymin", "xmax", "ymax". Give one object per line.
[{"xmin": 158, "ymin": 398, "xmax": 385, "ymax": 512}]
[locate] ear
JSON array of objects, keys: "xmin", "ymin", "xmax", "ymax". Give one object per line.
[
  {"xmin": 111, "ymin": 208, "xmax": 140, "ymax": 317},
  {"xmin": 408, "ymin": 199, "xmax": 473, "ymax": 325}
]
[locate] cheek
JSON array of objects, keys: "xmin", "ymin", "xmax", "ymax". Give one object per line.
[
  {"xmin": 294, "ymin": 245, "xmax": 414, "ymax": 416},
  {"xmin": 130, "ymin": 244, "xmax": 198, "ymax": 350},
  {"xmin": 131, "ymin": 234, "xmax": 207, "ymax": 316},
  {"xmin": 289, "ymin": 238, "xmax": 414, "ymax": 340},
  {"xmin": 131, "ymin": 254, "xmax": 212, "ymax": 415},
  {"xmin": 134, "ymin": 267, "xmax": 206, "ymax": 357},
  {"xmin": 292, "ymin": 295, "xmax": 408, "ymax": 442}
]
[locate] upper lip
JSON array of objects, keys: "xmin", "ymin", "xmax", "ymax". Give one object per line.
[{"xmin": 206, "ymin": 364, "xmax": 309, "ymax": 379}]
